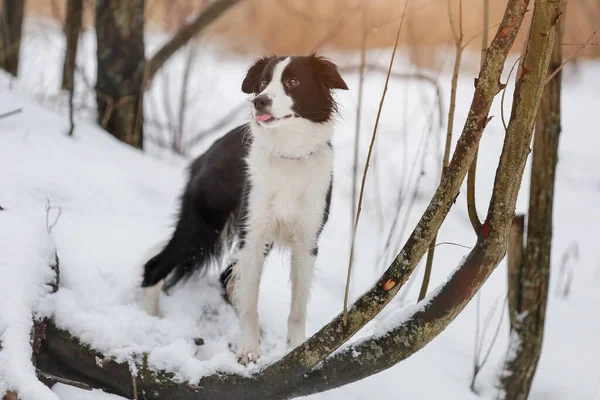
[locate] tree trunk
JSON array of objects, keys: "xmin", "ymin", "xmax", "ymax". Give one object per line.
[
  {"xmin": 501, "ymin": 2, "xmax": 564, "ymax": 399},
  {"xmin": 0, "ymin": 0, "xmax": 25, "ymax": 76},
  {"xmin": 61, "ymin": 0, "xmax": 83, "ymax": 91},
  {"xmin": 95, "ymin": 0, "xmax": 145, "ymax": 149}
]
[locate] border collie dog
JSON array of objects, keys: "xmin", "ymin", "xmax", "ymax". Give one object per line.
[{"xmin": 140, "ymin": 54, "xmax": 348, "ymax": 364}]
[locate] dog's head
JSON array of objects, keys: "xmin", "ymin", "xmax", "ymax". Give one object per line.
[{"xmin": 242, "ymin": 54, "xmax": 348, "ymax": 128}]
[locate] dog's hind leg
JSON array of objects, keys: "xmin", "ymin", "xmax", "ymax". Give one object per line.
[{"xmin": 141, "ymin": 279, "xmax": 164, "ymax": 316}]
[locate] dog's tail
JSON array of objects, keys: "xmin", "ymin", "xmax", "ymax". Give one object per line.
[
  {"xmin": 141, "ymin": 210, "xmax": 235, "ymax": 292},
  {"xmin": 139, "ymin": 124, "xmax": 248, "ymax": 312}
]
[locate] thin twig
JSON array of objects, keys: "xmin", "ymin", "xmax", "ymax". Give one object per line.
[
  {"xmin": 351, "ymin": 2, "xmax": 368, "ymax": 251},
  {"xmin": 343, "ymin": 0, "xmax": 411, "ymax": 326},
  {"xmin": 132, "ymin": 374, "xmax": 139, "ymax": 400},
  {"xmin": 544, "ymin": 26, "xmax": 599, "ymax": 85},
  {"xmin": 45, "ymin": 198, "xmax": 62, "ymax": 233},
  {"xmin": 0, "ymin": 108, "xmax": 22, "ymax": 120},
  {"xmin": 175, "ymin": 33, "xmax": 198, "ymax": 154},
  {"xmin": 501, "ymin": 57, "xmax": 522, "ymax": 131},
  {"xmin": 466, "ymin": 0, "xmax": 489, "ymax": 234},
  {"xmin": 184, "ymin": 102, "xmax": 247, "ymax": 149},
  {"xmin": 36, "ymin": 368, "xmax": 92, "ymax": 391},
  {"xmin": 68, "ymin": 76, "xmax": 75, "ymax": 136},
  {"xmin": 418, "ymin": 0, "xmax": 463, "ymax": 302},
  {"xmin": 471, "ymin": 292, "xmax": 481, "ymax": 392}
]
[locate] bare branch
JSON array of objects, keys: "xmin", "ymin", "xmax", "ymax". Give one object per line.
[
  {"xmin": 37, "ymin": 369, "xmax": 92, "ymax": 391},
  {"xmin": 466, "ymin": 0, "xmax": 489, "ymax": 234},
  {"xmin": 261, "ymin": 0, "xmax": 531, "ymax": 383},
  {"xmin": 544, "ymin": 25, "xmax": 599, "ymax": 85},
  {"xmin": 418, "ymin": 0, "xmax": 463, "ymax": 301},
  {"xmin": 144, "ymin": 0, "xmax": 242, "ymax": 85},
  {"xmin": 502, "ymin": 1, "xmax": 565, "ymax": 396},
  {"xmin": 0, "ymin": 108, "xmax": 22, "ymax": 120},
  {"xmin": 350, "ymin": 3, "xmax": 368, "ymax": 243},
  {"xmin": 343, "ymin": 0, "xmax": 411, "ymax": 326}
]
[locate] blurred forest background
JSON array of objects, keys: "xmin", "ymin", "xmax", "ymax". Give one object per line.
[{"xmin": 26, "ymin": 0, "xmax": 600, "ymax": 62}]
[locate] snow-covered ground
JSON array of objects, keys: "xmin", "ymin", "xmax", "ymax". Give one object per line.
[{"xmin": 1, "ymin": 20, "xmax": 599, "ymax": 399}]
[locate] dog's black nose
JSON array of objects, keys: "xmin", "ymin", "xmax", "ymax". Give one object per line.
[{"xmin": 252, "ymin": 95, "xmax": 272, "ymax": 111}]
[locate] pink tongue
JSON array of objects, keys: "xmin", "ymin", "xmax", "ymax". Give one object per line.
[{"xmin": 255, "ymin": 113, "xmax": 273, "ymax": 122}]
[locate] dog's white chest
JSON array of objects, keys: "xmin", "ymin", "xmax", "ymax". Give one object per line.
[{"xmin": 246, "ymin": 145, "xmax": 332, "ymax": 236}]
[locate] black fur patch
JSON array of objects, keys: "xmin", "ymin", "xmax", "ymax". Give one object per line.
[
  {"xmin": 241, "ymin": 54, "xmax": 348, "ymax": 123},
  {"xmin": 141, "ymin": 125, "xmax": 250, "ymax": 290},
  {"xmin": 143, "ymin": 54, "xmax": 346, "ymax": 298}
]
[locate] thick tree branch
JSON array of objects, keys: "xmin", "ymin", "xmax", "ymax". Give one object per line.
[
  {"xmin": 33, "ymin": 0, "xmax": 558, "ymax": 392},
  {"xmin": 259, "ymin": 0, "xmax": 531, "ymax": 383},
  {"xmin": 25, "ymin": 2, "xmax": 562, "ymax": 399},
  {"xmin": 275, "ymin": 2, "xmax": 563, "ymax": 396},
  {"xmin": 501, "ymin": 1, "xmax": 565, "ymax": 397},
  {"xmin": 507, "ymin": 214, "xmax": 525, "ymax": 330},
  {"xmin": 144, "ymin": 0, "xmax": 242, "ymax": 85}
]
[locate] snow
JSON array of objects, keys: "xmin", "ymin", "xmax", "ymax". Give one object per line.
[
  {"xmin": 0, "ymin": 204, "xmax": 59, "ymax": 399},
  {"xmin": 1, "ymin": 20, "xmax": 600, "ymax": 400},
  {"xmin": 52, "ymin": 384, "xmax": 125, "ymax": 400}
]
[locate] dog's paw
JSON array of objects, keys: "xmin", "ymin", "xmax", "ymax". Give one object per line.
[
  {"xmin": 237, "ymin": 347, "xmax": 260, "ymax": 365},
  {"xmin": 286, "ymin": 330, "xmax": 306, "ymax": 349}
]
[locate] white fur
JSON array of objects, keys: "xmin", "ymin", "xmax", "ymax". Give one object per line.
[
  {"xmin": 255, "ymin": 57, "xmax": 295, "ymax": 125},
  {"xmin": 141, "ymin": 279, "xmax": 164, "ymax": 317},
  {"xmin": 232, "ymin": 59, "xmax": 335, "ymax": 363},
  {"xmin": 140, "ymin": 57, "xmax": 337, "ymax": 364},
  {"xmin": 139, "ymin": 241, "xmax": 167, "ymax": 316}
]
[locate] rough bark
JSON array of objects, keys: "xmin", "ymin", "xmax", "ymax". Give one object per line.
[
  {"xmin": 0, "ymin": 252, "xmax": 59, "ymax": 399},
  {"xmin": 61, "ymin": 0, "xmax": 83, "ymax": 91},
  {"xmin": 95, "ymin": 0, "xmax": 146, "ymax": 149},
  {"xmin": 501, "ymin": 1, "xmax": 564, "ymax": 398},
  {"xmin": 29, "ymin": 0, "xmax": 551, "ymax": 398},
  {"xmin": 0, "ymin": 0, "xmax": 25, "ymax": 76},
  {"xmin": 260, "ymin": 0, "xmax": 531, "ymax": 382},
  {"xmin": 507, "ymin": 215, "xmax": 525, "ymax": 330}
]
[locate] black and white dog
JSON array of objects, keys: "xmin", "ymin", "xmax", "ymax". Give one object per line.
[{"xmin": 140, "ymin": 54, "xmax": 348, "ymax": 364}]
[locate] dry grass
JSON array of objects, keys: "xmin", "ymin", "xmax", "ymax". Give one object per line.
[{"xmin": 25, "ymin": 0, "xmax": 600, "ymax": 66}]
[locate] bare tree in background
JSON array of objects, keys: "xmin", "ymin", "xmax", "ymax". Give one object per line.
[
  {"xmin": 95, "ymin": 0, "xmax": 146, "ymax": 149},
  {"xmin": 62, "ymin": 0, "xmax": 83, "ymax": 91},
  {"xmin": 501, "ymin": 2, "xmax": 565, "ymax": 398},
  {"xmin": 93, "ymin": 0, "xmax": 241, "ymax": 150},
  {"xmin": 0, "ymin": 0, "xmax": 25, "ymax": 76}
]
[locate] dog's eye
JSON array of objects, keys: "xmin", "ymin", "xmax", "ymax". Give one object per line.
[
  {"xmin": 259, "ymin": 80, "xmax": 267, "ymax": 90},
  {"xmin": 287, "ymin": 78, "xmax": 299, "ymax": 88}
]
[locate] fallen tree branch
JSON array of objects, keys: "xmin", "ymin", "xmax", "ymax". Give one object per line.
[
  {"xmin": 259, "ymin": 0, "xmax": 531, "ymax": 384},
  {"xmin": 36, "ymin": 369, "xmax": 92, "ymax": 391},
  {"xmin": 25, "ymin": 1, "xmax": 561, "ymax": 398},
  {"xmin": 32, "ymin": 0, "xmax": 556, "ymax": 393},
  {"xmin": 0, "ymin": 108, "xmax": 22, "ymax": 120}
]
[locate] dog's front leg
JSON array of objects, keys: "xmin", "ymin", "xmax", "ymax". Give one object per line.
[
  {"xmin": 232, "ymin": 238, "xmax": 267, "ymax": 364},
  {"xmin": 287, "ymin": 242, "xmax": 317, "ymax": 349}
]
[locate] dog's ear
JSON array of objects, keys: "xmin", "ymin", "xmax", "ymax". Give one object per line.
[
  {"xmin": 242, "ymin": 56, "xmax": 274, "ymax": 94},
  {"xmin": 311, "ymin": 54, "xmax": 349, "ymax": 91}
]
